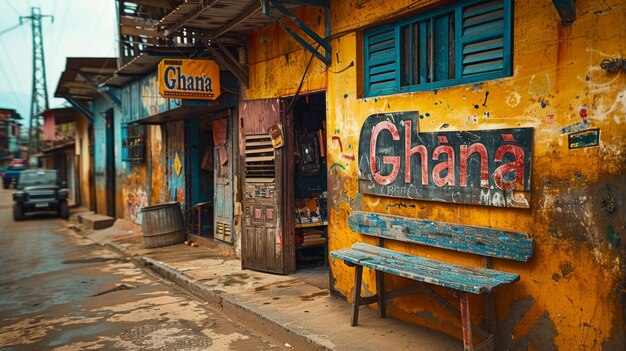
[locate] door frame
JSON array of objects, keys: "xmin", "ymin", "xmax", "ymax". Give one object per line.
[{"xmin": 104, "ymin": 108, "xmax": 116, "ymax": 217}]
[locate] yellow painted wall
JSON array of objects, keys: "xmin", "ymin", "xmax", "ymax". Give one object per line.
[
  {"xmin": 246, "ymin": 1, "xmax": 625, "ymax": 349},
  {"xmin": 74, "ymin": 116, "xmax": 92, "ymax": 209}
]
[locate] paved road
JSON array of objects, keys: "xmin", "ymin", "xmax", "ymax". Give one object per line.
[{"xmin": 0, "ymin": 188, "xmax": 283, "ymax": 351}]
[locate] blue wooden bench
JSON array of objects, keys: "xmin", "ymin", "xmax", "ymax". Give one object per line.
[{"xmin": 330, "ymin": 211, "xmax": 533, "ymax": 351}]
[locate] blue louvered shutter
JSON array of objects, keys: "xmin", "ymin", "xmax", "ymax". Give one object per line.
[
  {"xmin": 460, "ymin": 0, "xmax": 511, "ymax": 79},
  {"xmin": 364, "ymin": 26, "xmax": 397, "ymax": 96}
]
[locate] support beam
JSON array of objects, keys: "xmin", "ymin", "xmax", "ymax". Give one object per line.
[
  {"xmin": 261, "ymin": 0, "xmax": 331, "ymax": 65},
  {"xmin": 205, "ymin": 43, "xmax": 249, "ymax": 87},
  {"xmin": 552, "ymin": 0, "xmax": 576, "ymax": 26},
  {"xmin": 213, "ymin": 2, "xmax": 261, "ymax": 39},
  {"xmin": 63, "ymin": 95, "xmax": 94, "ymax": 124}
]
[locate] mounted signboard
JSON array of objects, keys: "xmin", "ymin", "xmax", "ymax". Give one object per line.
[
  {"xmin": 158, "ymin": 59, "xmax": 221, "ymax": 100},
  {"xmin": 358, "ymin": 112, "xmax": 533, "ymax": 208}
]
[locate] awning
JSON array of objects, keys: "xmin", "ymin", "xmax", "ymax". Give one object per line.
[
  {"xmin": 38, "ymin": 107, "xmax": 82, "ymax": 125},
  {"xmin": 136, "ymin": 103, "xmax": 232, "ymax": 125},
  {"xmin": 42, "ymin": 141, "xmax": 75, "ymax": 154},
  {"xmin": 54, "ymin": 58, "xmax": 118, "ymax": 100},
  {"xmin": 104, "ymin": 47, "xmax": 206, "ymax": 87}
]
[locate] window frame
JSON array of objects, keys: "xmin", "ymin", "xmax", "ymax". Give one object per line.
[
  {"xmin": 363, "ymin": 0, "xmax": 512, "ymax": 97},
  {"xmin": 121, "ymin": 123, "xmax": 147, "ymax": 165}
]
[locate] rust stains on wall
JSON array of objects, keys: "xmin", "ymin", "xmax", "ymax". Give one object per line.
[{"xmin": 244, "ymin": 0, "xmax": 626, "ymax": 348}]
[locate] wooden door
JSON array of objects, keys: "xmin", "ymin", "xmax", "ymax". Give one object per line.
[
  {"xmin": 240, "ymin": 99, "xmax": 294, "ymax": 274},
  {"xmin": 214, "ymin": 116, "xmax": 233, "ymax": 242}
]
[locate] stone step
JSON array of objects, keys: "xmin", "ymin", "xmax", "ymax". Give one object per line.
[{"xmin": 79, "ymin": 214, "xmax": 116, "ymax": 230}]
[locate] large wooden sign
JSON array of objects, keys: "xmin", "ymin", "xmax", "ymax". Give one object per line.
[
  {"xmin": 358, "ymin": 112, "xmax": 533, "ymax": 208},
  {"xmin": 158, "ymin": 59, "xmax": 220, "ymax": 100}
]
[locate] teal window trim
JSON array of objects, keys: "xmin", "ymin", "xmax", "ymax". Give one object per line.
[{"xmin": 364, "ymin": 0, "xmax": 512, "ymax": 97}]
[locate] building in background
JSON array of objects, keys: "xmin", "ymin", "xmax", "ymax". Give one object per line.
[
  {"xmin": 0, "ymin": 108, "xmax": 22, "ymax": 167},
  {"xmin": 54, "ymin": 57, "xmax": 118, "ymax": 212}
]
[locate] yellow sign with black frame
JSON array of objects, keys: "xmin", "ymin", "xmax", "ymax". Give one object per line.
[{"xmin": 158, "ymin": 59, "xmax": 221, "ymax": 100}]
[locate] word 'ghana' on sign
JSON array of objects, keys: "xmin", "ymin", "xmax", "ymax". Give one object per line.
[
  {"xmin": 163, "ymin": 65, "xmax": 213, "ymax": 92},
  {"xmin": 358, "ymin": 112, "xmax": 533, "ymax": 208},
  {"xmin": 158, "ymin": 59, "xmax": 220, "ymax": 100}
]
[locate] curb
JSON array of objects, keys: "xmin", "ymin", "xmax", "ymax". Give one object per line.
[
  {"xmin": 140, "ymin": 256, "xmax": 329, "ymax": 351},
  {"xmin": 94, "ymin": 236, "xmax": 328, "ymax": 350}
]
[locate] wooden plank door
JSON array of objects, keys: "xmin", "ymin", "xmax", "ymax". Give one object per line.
[{"xmin": 240, "ymin": 99, "xmax": 294, "ymax": 274}]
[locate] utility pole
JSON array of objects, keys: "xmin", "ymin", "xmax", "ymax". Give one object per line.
[{"xmin": 20, "ymin": 7, "xmax": 53, "ymax": 162}]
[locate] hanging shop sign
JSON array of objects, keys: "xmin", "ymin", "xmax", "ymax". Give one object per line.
[
  {"xmin": 158, "ymin": 59, "xmax": 221, "ymax": 100},
  {"xmin": 358, "ymin": 112, "xmax": 533, "ymax": 208}
]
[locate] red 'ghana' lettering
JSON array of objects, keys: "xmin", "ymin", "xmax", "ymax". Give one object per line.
[{"xmin": 370, "ymin": 121, "xmax": 400, "ymax": 185}]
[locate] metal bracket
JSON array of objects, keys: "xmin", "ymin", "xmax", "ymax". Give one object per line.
[
  {"xmin": 552, "ymin": 0, "xmax": 576, "ymax": 27},
  {"xmin": 75, "ymin": 71, "xmax": 124, "ymax": 113},
  {"xmin": 261, "ymin": 0, "xmax": 331, "ymax": 65},
  {"xmin": 63, "ymin": 95, "xmax": 94, "ymax": 124}
]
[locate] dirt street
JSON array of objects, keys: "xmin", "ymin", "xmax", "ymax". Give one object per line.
[{"xmin": 0, "ymin": 188, "xmax": 287, "ymax": 350}]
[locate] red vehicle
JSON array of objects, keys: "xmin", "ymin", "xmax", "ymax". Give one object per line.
[{"xmin": 9, "ymin": 159, "xmax": 25, "ymax": 166}]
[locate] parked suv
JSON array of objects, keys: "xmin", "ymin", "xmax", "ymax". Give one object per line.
[{"xmin": 12, "ymin": 169, "xmax": 69, "ymax": 221}]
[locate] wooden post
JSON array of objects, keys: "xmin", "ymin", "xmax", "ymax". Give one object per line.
[
  {"xmin": 458, "ymin": 291, "xmax": 473, "ymax": 351},
  {"xmin": 351, "ymin": 265, "xmax": 364, "ymax": 327},
  {"xmin": 482, "ymin": 257, "xmax": 498, "ymax": 349}
]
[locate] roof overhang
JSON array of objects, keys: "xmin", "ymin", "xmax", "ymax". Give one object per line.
[
  {"xmin": 136, "ymin": 103, "xmax": 231, "ymax": 125},
  {"xmin": 104, "ymin": 46, "xmax": 207, "ymax": 87},
  {"xmin": 54, "ymin": 58, "xmax": 118, "ymax": 100},
  {"xmin": 38, "ymin": 107, "xmax": 83, "ymax": 125},
  {"xmin": 41, "ymin": 141, "xmax": 75, "ymax": 154}
]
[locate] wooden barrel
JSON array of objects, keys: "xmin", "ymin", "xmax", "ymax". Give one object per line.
[{"xmin": 141, "ymin": 202, "xmax": 185, "ymax": 248}]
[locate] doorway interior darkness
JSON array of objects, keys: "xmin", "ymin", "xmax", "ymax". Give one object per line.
[{"xmin": 288, "ymin": 92, "xmax": 328, "ymax": 270}]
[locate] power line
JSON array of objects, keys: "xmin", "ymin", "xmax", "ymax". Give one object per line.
[
  {"xmin": 2, "ymin": 0, "xmax": 20, "ymax": 16},
  {"xmin": 0, "ymin": 42, "xmax": 23, "ymax": 105},
  {"xmin": 0, "ymin": 22, "xmax": 22, "ymax": 36}
]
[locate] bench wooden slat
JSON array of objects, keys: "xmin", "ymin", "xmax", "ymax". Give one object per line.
[
  {"xmin": 331, "ymin": 244, "xmax": 520, "ymax": 294},
  {"xmin": 348, "ymin": 211, "xmax": 533, "ymax": 261}
]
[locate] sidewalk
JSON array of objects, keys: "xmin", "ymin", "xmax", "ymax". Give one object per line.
[{"xmin": 67, "ymin": 212, "xmax": 461, "ymax": 351}]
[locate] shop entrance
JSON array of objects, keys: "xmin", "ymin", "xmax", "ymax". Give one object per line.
[
  {"xmin": 289, "ymin": 93, "xmax": 328, "ymax": 270},
  {"xmin": 240, "ymin": 92, "xmax": 327, "ymax": 274},
  {"xmin": 185, "ymin": 111, "xmax": 234, "ymax": 243}
]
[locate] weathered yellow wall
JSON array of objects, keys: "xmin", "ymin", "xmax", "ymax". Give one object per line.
[
  {"xmin": 245, "ymin": 7, "xmax": 328, "ymax": 99},
  {"xmin": 74, "ymin": 117, "xmax": 92, "ymax": 209},
  {"xmin": 246, "ymin": 1, "xmax": 625, "ymax": 349}
]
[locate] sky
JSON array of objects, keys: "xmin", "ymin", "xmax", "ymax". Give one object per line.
[{"xmin": 0, "ymin": 0, "xmax": 117, "ymax": 126}]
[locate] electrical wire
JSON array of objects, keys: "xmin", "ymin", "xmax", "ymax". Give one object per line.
[
  {"xmin": 286, "ymin": 43, "xmax": 320, "ymax": 114},
  {"xmin": 2, "ymin": 0, "xmax": 20, "ymax": 16}
]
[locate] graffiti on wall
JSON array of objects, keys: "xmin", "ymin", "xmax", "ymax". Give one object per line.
[
  {"xmin": 126, "ymin": 188, "xmax": 149, "ymax": 224},
  {"xmin": 358, "ymin": 112, "xmax": 533, "ymax": 208}
]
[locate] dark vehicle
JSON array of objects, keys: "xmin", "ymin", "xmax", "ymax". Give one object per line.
[
  {"xmin": 12, "ymin": 169, "xmax": 70, "ymax": 221},
  {"xmin": 3, "ymin": 164, "xmax": 27, "ymax": 189}
]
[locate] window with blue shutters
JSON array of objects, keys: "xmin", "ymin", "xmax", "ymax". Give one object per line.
[{"xmin": 363, "ymin": 0, "xmax": 512, "ymax": 97}]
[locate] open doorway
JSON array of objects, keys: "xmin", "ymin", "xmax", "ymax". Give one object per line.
[
  {"xmin": 185, "ymin": 111, "xmax": 235, "ymax": 244},
  {"xmin": 289, "ymin": 92, "xmax": 328, "ymax": 270},
  {"xmin": 185, "ymin": 117, "xmax": 214, "ymax": 239}
]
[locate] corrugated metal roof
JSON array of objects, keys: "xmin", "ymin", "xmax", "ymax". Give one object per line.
[
  {"xmin": 104, "ymin": 47, "xmax": 207, "ymax": 87},
  {"xmin": 156, "ymin": 0, "xmax": 299, "ymax": 39},
  {"xmin": 54, "ymin": 58, "xmax": 118, "ymax": 99}
]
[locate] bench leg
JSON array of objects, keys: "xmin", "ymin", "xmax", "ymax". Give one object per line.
[
  {"xmin": 459, "ymin": 291, "xmax": 473, "ymax": 351},
  {"xmin": 351, "ymin": 265, "xmax": 364, "ymax": 327},
  {"xmin": 376, "ymin": 270, "xmax": 386, "ymax": 318}
]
